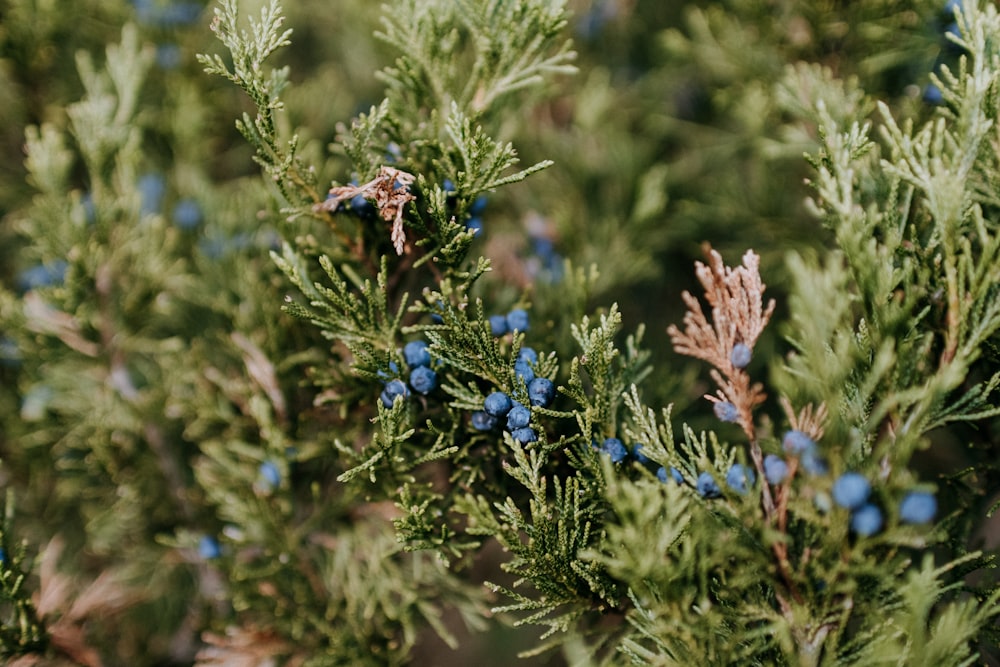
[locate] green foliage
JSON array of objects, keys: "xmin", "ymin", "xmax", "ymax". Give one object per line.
[{"xmin": 2, "ymin": 0, "xmax": 1000, "ymax": 665}]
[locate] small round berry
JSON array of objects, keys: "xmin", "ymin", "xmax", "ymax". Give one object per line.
[
  {"xmin": 725, "ymin": 463, "xmax": 756, "ymax": 494},
  {"xmin": 713, "ymin": 401, "xmax": 739, "ymax": 423},
  {"xmin": 696, "ymin": 471, "xmax": 722, "ymax": 499},
  {"xmin": 800, "ymin": 446, "xmax": 828, "ymax": 476},
  {"xmin": 172, "ymin": 198, "xmax": 202, "ymax": 230},
  {"xmin": 380, "ymin": 379, "xmax": 410, "ymax": 408},
  {"xmin": 403, "ymin": 340, "xmax": 431, "ymax": 368},
  {"xmin": 632, "ymin": 444, "xmax": 651, "ymax": 465},
  {"xmin": 730, "ymin": 343, "xmax": 752, "ymax": 369},
  {"xmin": 506, "ymin": 308, "xmax": 529, "ymax": 332},
  {"xmin": 511, "ymin": 427, "xmax": 537, "ymax": 443},
  {"xmin": 782, "ymin": 429, "xmax": 814, "ymax": 454},
  {"xmin": 258, "ymin": 461, "xmax": 280, "ymax": 490},
  {"xmin": 850, "ymin": 504, "xmax": 883, "ymax": 536},
  {"xmin": 466, "ymin": 217, "xmax": 483, "ymax": 234},
  {"xmin": 670, "ymin": 467, "xmax": 685, "ymax": 484},
  {"xmin": 376, "ymin": 361, "xmax": 400, "ymax": 383},
  {"xmin": 763, "ymin": 455, "xmax": 789, "ymax": 485},
  {"xmin": 409, "ymin": 366, "xmax": 438, "ymax": 395},
  {"xmin": 198, "ymin": 535, "xmax": 221, "ymax": 560},
  {"xmin": 443, "ymin": 179, "xmax": 456, "ymax": 193},
  {"xmin": 484, "ymin": 391, "xmax": 513, "ymax": 417},
  {"xmin": 656, "ymin": 466, "xmax": 669, "ymax": 483},
  {"xmin": 138, "ymin": 172, "xmax": 165, "ymax": 215},
  {"xmin": 527, "ymin": 377, "xmax": 555, "ymax": 407},
  {"xmin": 0, "ymin": 547, "xmax": 6, "ymax": 564},
  {"xmin": 899, "ymin": 491, "xmax": 937, "ymax": 524},
  {"xmin": 600, "ymin": 437, "xmax": 628, "ymax": 463},
  {"xmin": 489, "ymin": 314, "xmax": 509, "ymax": 336},
  {"xmin": 517, "ymin": 347, "xmax": 538, "ymax": 365},
  {"xmin": 514, "ymin": 360, "xmax": 535, "ymax": 385},
  {"xmin": 471, "ymin": 410, "xmax": 498, "ymax": 431},
  {"xmin": 832, "ymin": 473, "xmax": 871, "ymax": 510},
  {"xmin": 506, "ymin": 403, "xmax": 531, "ymax": 431},
  {"xmin": 470, "ymin": 194, "xmax": 488, "ymax": 215}
]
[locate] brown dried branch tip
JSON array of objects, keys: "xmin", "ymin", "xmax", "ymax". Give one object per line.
[
  {"xmin": 667, "ymin": 245, "xmax": 776, "ymax": 438},
  {"xmin": 315, "ymin": 166, "xmax": 417, "ymax": 255}
]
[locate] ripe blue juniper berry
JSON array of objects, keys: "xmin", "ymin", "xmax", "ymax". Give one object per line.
[
  {"xmin": 782, "ymin": 429, "xmax": 814, "ymax": 454},
  {"xmin": 198, "ymin": 535, "xmax": 221, "ymax": 560},
  {"xmin": 380, "ymin": 379, "xmax": 409, "ymax": 408},
  {"xmin": 832, "ymin": 472, "xmax": 871, "ymax": 510},
  {"xmin": 172, "ymin": 198, "xmax": 202, "ymax": 230},
  {"xmin": 506, "ymin": 308, "xmax": 529, "ymax": 333},
  {"xmin": 899, "ymin": 491, "xmax": 937, "ymax": 524},
  {"xmin": 514, "ymin": 360, "xmax": 535, "ymax": 386},
  {"xmin": 506, "ymin": 403, "xmax": 531, "ymax": 431},
  {"xmin": 800, "ymin": 447, "xmax": 828, "ymax": 476},
  {"xmin": 470, "ymin": 410, "xmax": 497, "ymax": 431},
  {"xmin": 850, "ymin": 504, "xmax": 884, "ymax": 537},
  {"xmin": 527, "ymin": 377, "xmax": 555, "ymax": 407},
  {"xmin": 511, "ymin": 427, "xmax": 537, "ymax": 443},
  {"xmin": 632, "ymin": 443, "xmax": 651, "ymax": 465},
  {"xmin": 696, "ymin": 471, "xmax": 722, "ymax": 498},
  {"xmin": 517, "ymin": 347, "xmax": 538, "ymax": 365},
  {"xmin": 408, "ymin": 366, "xmax": 437, "ymax": 395},
  {"xmin": 599, "ymin": 437, "xmax": 628, "ymax": 463},
  {"xmin": 763, "ymin": 454, "xmax": 789, "ymax": 484},
  {"xmin": 483, "ymin": 391, "xmax": 513, "ymax": 417},
  {"xmin": 403, "ymin": 340, "xmax": 431, "ymax": 368},
  {"xmin": 713, "ymin": 401, "xmax": 739, "ymax": 423},
  {"xmin": 730, "ymin": 342, "xmax": 752, "ymax": 369},
  {"xmin": 258, "ymin": 461, "xmax": 280, "ymax": 490},
  {"xmin": 725, "ymin": 463, "xmax": 756, "ymax": 494},
  {"xmin": 656, "ymin": 466, "xmax": 685, "ymax": 484},
  {"xmin": 488, "ymin": 314, "xmax": 509, "ymax": 337}
]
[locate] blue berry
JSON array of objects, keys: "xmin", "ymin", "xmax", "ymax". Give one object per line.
[
  {"xmin": 514, "ymin": 360, "xmax": 535, "ymax": 385},
  {"xmin": 656, "ymin": 466, "xmax": 669, "ymax": 483},
  {"xmin": 725, "ymin": 463, "xmax": 756, "ymax": 494},
  {"xmin": 17, "ymin": 260, "xmax": 67, "ymax": 292},
  {"xmin": 470, "ymin": 194, "xmax": 488, "ymax": 215},
  {"xmin": 506, "ymin": 308, "xmax": 530, "ymax": 332},
  {"xmin": 466, "ymin": 217, "xmax": 483, "ymax": 235},
  {"xmin": 380, "ymin": 379, "xmax": 410, "ymax": 408},
  {"xmin": 376, "ymin": 361, "xmax": 400, "ymax": 383},
  {"xmin": 713, "ymin": 401, "xmax": 739, "ymax": 423},
  {"xmin": 832, "ymin": 473, "xmax": 871, "ymax": 510},
  {"xmin": 155, "ymin": 43, "xmax": 182, "ymax": 69},
  {"xmin": 198, "ymin": 535, "xmax": 221, "ymax": 560},
  {"xmin": 259, "ymin": 461, "xmax": 281, "ymax": 490},
  {"xmin": 632, "ymin": 444, "xmax": 651, "ymax": 465},
  {"xmin": 0, "ymin": 548, "xmax": 5, "ymax": 565},
  {"xmin": 850, "ymin": 504, "xmax": 883, "ymax": 536},
  {"xmin": 696, "ymin": 471, "xmax": 722, "ymax": 499},
  {"xmin": 763, "ymin": 455, "xmax": 789, "ymax": 485},
  {"xmin": 730, "ymin": 343, "xmax": 752, "ymax": 369},
  {"xmin": 782, "ymin": 430, "xmax": 814, "ymax": 454},
  {"xmin": 511, "ymin": 427, "xmax": 537, "ymax": 443},
  {"xmin": 403, "ymin": 340, "xmax": 431, "ymax": 368},
  {"xmin": 899, "ymin": 491, "xmax": 937, "ymax": 524},
  {"xmin": 527, "ymin": 377, "xmax": 555, "ymax": 407},
  {"xmin": 924, "ymin": 83, "xmax": 944, "ymax": 105},
  {"xmin": 600, "ymin": 437, "xmax": 628, "ymax": 463},
  {"xmin": 506, "ymin": 403, "xmax": 531, "ymax": 431},
  {"xmin": 670, "ymin": 467, "xmax": 685, "ymax": 484},
  {"xmin": 172, "ymin": 198, "xmax": 202, "ymax": 230},
  {"xmin": 517, "ymin": 347, "xmax": 539, "ymax": 365},
  {"xmin": 138, "ymin": 172, "xmax": 165, "ymax": 215},
  {"xmin": 471, "ymin": 410, "xmax": 497, "ymax": 431},
  {"xmin": 408, "ymin": 366, "xmax": 438, "ymax": 394},
  {"xmin": 484, "ymin": 391, "xmax": 513, "ymax": 417},
  {"xmin": 489, "ymin": 314, "xmax": 509, "ymax": 336},
  {"xmin": 800, "ymin": 446, "xmax": 828, "ymax": 476}
]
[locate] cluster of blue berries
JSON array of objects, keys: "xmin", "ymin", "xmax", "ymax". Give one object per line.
[
  {"xmin": 131, "ymin": 0, "xmax": 201, "ymax": 27},
  {"xmin": 830, "ymin": 471, "xmax": 937, "ymax": 537},
  {"xmin": 781, "ymin": 429, "xmax": 828, "ymax": 475},
  {"xmin": 471, "ymin": 347, "xmax": 555, "ymax": 442},
  {"xmin": 489, "ymin": 308, "xmax": 530, "ymax": 337},
  {"xmin": 379, "ymin": 340, "xmax": 441, "ymax": 408}
]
